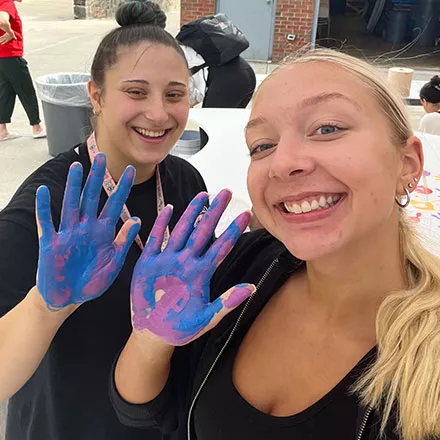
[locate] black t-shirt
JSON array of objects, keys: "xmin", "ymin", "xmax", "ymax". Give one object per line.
[
  {"xmin": 0, "ymin": 144, "xmax": 207, "ymax": 440},
  {"xmin": 194, "ymin": 311, "xmax": 376, "ymax": 440}
]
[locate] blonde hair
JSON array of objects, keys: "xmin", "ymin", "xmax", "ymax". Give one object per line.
[{"xmin": 262, "ymin": 49, "xmax": 440, "ymax": 439}]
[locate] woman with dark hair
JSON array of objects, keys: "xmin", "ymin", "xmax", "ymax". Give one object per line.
[
  {"xmin": 0, "ymin": 1, "xmax": 208, "ymax": 439},
  {"xmin": 419, "ymin": 75, "xmax": 440, "ymax": 135}
]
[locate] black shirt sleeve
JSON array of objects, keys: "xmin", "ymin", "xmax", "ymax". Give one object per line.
[
  {"xmin": 0, "ymin": 148, "xmax": 82, "ymax": 317},
  {"xmin": 0, "ymin": 219, "xmax": 39, "ymax": 316}
]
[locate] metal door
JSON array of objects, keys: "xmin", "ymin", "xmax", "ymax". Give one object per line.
[{"xmin": 216, "ymin": 0, "xmax": 276, "ymax": 61}]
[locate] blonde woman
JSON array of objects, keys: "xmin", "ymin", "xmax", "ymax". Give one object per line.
[{"xmin": 111, "ymin": 49, "xmax": 436, "ymax": 440}]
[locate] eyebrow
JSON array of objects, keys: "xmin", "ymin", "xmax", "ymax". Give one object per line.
[
  {"xmin": 301, "ymin": 92, "xmax": 362, "ymax": 111},
  {"xmin": 121, "ymin": 79, "xmax": 187, "ymax": 88},
  {"xmin": 245, "ymin": 92, "xmax": 361, "ymax": 131}
]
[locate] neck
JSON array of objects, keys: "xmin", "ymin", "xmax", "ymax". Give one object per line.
[
  {"xmin": 94, "ymin": 131, "xmax": 156, "ymax": 184},
  {"xmin": 304, "ymin": 215, "xmax": 405, "ymax": 338}
]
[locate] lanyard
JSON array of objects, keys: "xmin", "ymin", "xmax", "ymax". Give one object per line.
[{"xmin": 86, "ymin": 132, "xmax": 169, "ymax": 251}]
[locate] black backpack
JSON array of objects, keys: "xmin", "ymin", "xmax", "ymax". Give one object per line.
[{"xmin": 176, "ymin": 13, "xmax": 250, "ymax": 74}]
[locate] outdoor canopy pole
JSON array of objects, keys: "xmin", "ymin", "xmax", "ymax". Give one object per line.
[{"xmin": 310, "ymin": 0, "xmax": 321, "ymax": 49}]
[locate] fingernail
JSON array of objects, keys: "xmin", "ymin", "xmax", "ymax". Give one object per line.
[{"xmin": 224, "ymin": 284, "xmax": 255, "ymax": 309}]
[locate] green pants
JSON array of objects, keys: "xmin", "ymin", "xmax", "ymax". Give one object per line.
[{"xmin": 0, "ymin": 57, "xmax": 41, "ymax": 126}]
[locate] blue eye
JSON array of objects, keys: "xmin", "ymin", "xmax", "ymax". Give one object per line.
[
  {"xmin": 314, "ymin": 125, "xmax": 341, "ymax": 135},
  {"xmin": 250, "ymin": 143, "xmax": 276, "ymax": 157}
]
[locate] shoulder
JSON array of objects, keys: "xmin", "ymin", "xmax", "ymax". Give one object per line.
[
  {"xmin": 420, "ymin": 112, "xmax": 440, "ymax": 124},
  {"xmin": 211, "ymin": 229, "xmax": 299, "ymax": 297},
  {"xmin": 0, "ymin": 147, "xmax": 84, "ymax": 232}
]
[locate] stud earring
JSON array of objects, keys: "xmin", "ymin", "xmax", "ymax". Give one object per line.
[
  {"xmin": 408, "ymin": 182, "xmax": 414, "ymax": 188},
  {"xmin": 414, "ymin": 177, "xmax": 418, "ymax": 183}
]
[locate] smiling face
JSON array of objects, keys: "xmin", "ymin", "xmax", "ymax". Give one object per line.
[
  {"xmin": 89, "ymin": 42, "xmax": 189, "ymax": 179},
  {"xmin": 246, "ymin": 61, "xmax": 421, "ymax": 261}
]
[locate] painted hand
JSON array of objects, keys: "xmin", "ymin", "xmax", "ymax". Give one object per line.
[
  {"xmin": 36, "ymin": 154, "xmax": 141, "ymax": 310},
  {"xmin": 131, "ymin": 190, "xmax": 255, "ymax": 346}
]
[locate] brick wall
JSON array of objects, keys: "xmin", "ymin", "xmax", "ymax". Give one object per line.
[
  {"xmin": 272, "ymin": 0, "xmax": 314, "ymax": 62},
  {"xmin": 179, "ymin": 0, "xmax": 315, "ymax": 62},
  {"xmin": 180, "ymin": 0, "xmax": 216, "ymax": 25}
]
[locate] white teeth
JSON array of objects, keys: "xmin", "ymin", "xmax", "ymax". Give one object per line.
[
  {"xmin": 311, "ymin": 200, "xmax": 319, "ymax": 210},
  {"xmin": 135, "ymin": 128, "xmax": 166, "ymax": 138},
  {"xmin": 283, "ymin": 194, "xmax": 342, "ymax": 215},
  {"xmin": 292, "ymin": 204, "xmax": 302, "ymax": 214},
  {"xmin": 301, "ymin": 201, "xmax": 312, "ymax": 212}
]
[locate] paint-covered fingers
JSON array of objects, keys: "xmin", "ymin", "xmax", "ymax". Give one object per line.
[
  {"xmin": 192, "ymin": 284, "xmax": 256, "ymax": 341},
  {"xmin": 79, "ymin": 153, "xmax": 106, "ymax": 221},
  {"xmin": 165, "ymin": 192, "xmax": 209, "ymax": 251},
  {"xmin": 187, "ymin": 189, "xmax": 232, "ymax": 256},
  {"xmin": 204, "ymin": 211, "xmax": 251, "ymax": 267},
  {"xmin": 142, "ymin": 205, "xmax": 174, "ymax": 257},
  {"xmin": 99, "ymin": 166, "xmax": 136, "ymax": 227},
  {"xmin": 35, "ymin": 185, "xmax": 56, "ymax": 241},
  {"xmin": 59, "ymin": 163, "xmax": 83, "ymax": 232},
  {"xmin": 113, "ymin": 217, "xmax": 141, "ymax": 263}
]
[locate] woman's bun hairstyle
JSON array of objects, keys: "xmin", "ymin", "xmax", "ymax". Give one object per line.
[
  {"xmin": 419, "ymin": 74, "xmax": 440, "ymax": 103},
  {"xmin": 430, "ymin": 75, "xmax": 440, "ymax": 87},
  {"xmin": 115, "ymin": 1, "xmax": 167, "ymax": 29}
]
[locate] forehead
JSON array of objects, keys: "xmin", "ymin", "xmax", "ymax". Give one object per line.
[
  {"xmin": 111, "ymin": 43, "xmax": 188, "ymax": 83},
  {"xmin": 253, "ymin": 62, "xmax": 370, "ymax": 113}
]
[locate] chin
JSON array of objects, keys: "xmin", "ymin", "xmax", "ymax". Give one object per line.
[{"xmin": 272, "ymin": 228, "xmax": 346, "ymax": 262}]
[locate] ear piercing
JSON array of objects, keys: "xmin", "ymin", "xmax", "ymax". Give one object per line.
[
  {"xmin": 395, "ymin": 188, "xmax": 411, "ymax": 208},
  {"xmin": 408, "ymin": 182, "xmax": 414, "ymax": 188}
]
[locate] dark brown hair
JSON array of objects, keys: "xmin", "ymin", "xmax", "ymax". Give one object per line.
[
  {"xmin": 419, "ymin": 75, "xmax": 440, "ymax": 104},
  {"xmin": 91, "ymin": 0, "xmax": 187, "ymax": 87}
]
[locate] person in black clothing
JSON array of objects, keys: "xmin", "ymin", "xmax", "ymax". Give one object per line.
[
  {"xmin": 198, "ymin": 56, "xmax": 256, "ymax": 147},
  {"xmin": 111, "ymin": 49, "xmax": 440, "ymax": 440},
  {"xmin": 0, "ymin": 1, "xmax": 208, "ymax": 440}
]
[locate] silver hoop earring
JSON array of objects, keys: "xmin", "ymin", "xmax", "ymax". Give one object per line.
[{"xmin": 395, "ymin": 187, "xmax": 411, "ymax": 208}]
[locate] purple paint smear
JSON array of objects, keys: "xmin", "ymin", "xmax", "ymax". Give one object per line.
[{"xmin": 131, "ymin": 190, "xmax": 253, "ymax": 346}]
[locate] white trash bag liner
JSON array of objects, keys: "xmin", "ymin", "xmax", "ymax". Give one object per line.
[{"xmin": 36, "ymin": 73, "xmax": 91, "ymax": 108}]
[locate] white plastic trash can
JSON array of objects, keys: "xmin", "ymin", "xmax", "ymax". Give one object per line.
[{"xmin": 36, "ymin": 73, "xmax": 92, "ymax": 157}]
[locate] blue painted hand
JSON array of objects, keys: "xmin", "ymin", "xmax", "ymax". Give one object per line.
[
  {"xmin": 131, "ymin": 189, "xmax": 255, "ymax": 346},
  {"xmin": 36, "ymin": 154, "xmax": 141, "ymax": 310}
]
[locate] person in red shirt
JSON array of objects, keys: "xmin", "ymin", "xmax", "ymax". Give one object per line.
[{"xmin": 0, "ymin": 0, "xmax": 45, "ymax": 141}]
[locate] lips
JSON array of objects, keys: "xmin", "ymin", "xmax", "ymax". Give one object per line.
[{"xmin": 280, "ymin": 193, "xmax": 344, "ymax": 215}]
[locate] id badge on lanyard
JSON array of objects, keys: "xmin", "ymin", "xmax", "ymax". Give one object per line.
[{"xmin": 86, "ymin": 132, "xmax": 170, "ymax": 251}]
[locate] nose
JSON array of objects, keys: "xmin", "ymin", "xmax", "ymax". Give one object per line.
[
  {"xmin": 143, "ymin": 94, "xmax": 169, "ymax": 125},
  {"xmin": 268, "ymin": 137, "xmax": 316, "ymax": 180}
]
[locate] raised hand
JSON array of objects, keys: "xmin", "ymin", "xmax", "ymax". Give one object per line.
[
  {"xmin": 131, "ymin": 190, "xmax": 255, "ymax": 346},
  {"xmin": 36, "ymin": 154, "xmax": 141, "ymax": 310}
]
